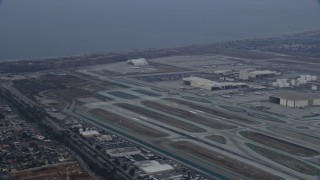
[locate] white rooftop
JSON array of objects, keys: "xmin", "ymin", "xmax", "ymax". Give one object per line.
[
  {"xmin": 183, "ymin": 77, "xmax": 211, "ymax": 82},
  {"xmin": 183, "ymin": 77, "xmax": 247, "ymax": 87},
  {"xmin": 80, "ymin": 130, "xmax": 100, "ymax": 137},
  {"xmin": 250, "ymin": 70, "xmax": 277, "ymax": 75},
  {"xmin": 127, "ymin": 58, "xmax": 148, "ymax": 66},
  {"xmin": 137, "ymin": 160, "xmax": 174, "ymax": 174}
]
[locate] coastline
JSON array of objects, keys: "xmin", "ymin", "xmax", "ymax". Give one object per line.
[{"xmin": 0, "ymin": 30, "xmax": 320, "ymax": 74}]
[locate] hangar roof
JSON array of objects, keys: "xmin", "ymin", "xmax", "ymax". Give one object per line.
[{"xmin": 270, "ymin": 92, "xmax": 319, "ymax": 101}]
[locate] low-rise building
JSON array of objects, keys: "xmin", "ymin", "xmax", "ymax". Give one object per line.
[
  {"xmin": 106, "ymin": 147, "xmax": 141, "ymax": 158},
  {"xmin": 239, "ymin": 69, "xmax": 277, "ymax": 80},
  {"xmin": 136, "ymin": 160, "xmax": 174, "ymax": 175},
  {"xmin": 269, "ymin": 92, "xmax": 320, "ymax": 108},
  {"xmin": 96, "ymin": 134, "xmax": 113, "ymax": 142},
  {"xmin": 213, "ymin": 70, "xmax": 232, "ymax": 75},
  {"xmin": 182, "ymin": 77, "xmax": 247, "ymax": 90},
  {"xmin": 80, "ymin": 130, "xmax": 100, "ymax": 137}
]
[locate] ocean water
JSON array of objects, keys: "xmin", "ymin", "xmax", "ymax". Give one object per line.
[{"xmin": 0, "ymin": 0, "xmax": 319, "ymax": 60}]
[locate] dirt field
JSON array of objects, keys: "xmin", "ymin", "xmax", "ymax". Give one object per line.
[
  {"xmin": 13, "ymin": 74, "xmax": 88, "ymax": 98},
  {"xmin": 268, "ymin": 126, "xmax": 320, "ymax": 145},
  {"xmin": 108, "ymin": 91, "xmax": 139, "ymax": 99},
  {"xmin": 89, "ymin": 69, "xmax": 123, "ymax": 76},
  {"xmin": 247, "ymin": 143, "xmax": 320, "ymax": 176},
  {"xmin": 205, "ymin": 135, "xmax": 227, "ymax": 144},
  {"xmin": 89, "ymin": 108, "xmax": 168, "ymax": 138},
  {"xmin": 240, "ymin": 131, "xmax": 319, "ymax": 157},
  {"xmin": 39, "ymin": 74, "xmax": 87, "ymax": 85},
  {"xmin": 99, "ymin": 80, "xmax": 130, "ymax": 89},
  {"xmin": 149, "ymin": 62, "xmax": 188, "ymax": 73},
  {"xmin": 115, "ymin": 103, "xmax": 206, "ymax": 133},
  {"xmin": 247, "ymin": 113, "xmax": 286, "ymax": 123},
  {"xmin": 9, "ymin": 162, "xmax": 92, "ymax": 180},
  {"xmin": 142, "ymin": 100, "xmax": 237, "ymax": 130},
  {"xmin": 219, "ymin": 105, "xmax": 246, "ymax": 112},
  {"xmin": 171, "ymin": 141, "xmax": 282, "ymax": 180},
  {"xmin": 52, "ymin": 88, "xmax": 93, "ymax": 103},
  {"xmin": 132, "ymin": 89, "xmax": 161, "ymax": 97},
  {"xmin": 164, "ymin": 98, "xmax": 258, "ymax": 124},
  {"xmin": 181, "ymin": 96, "xmax": 212, "ymax": 103},
  {"xmin": 13, "ymin": 79, "xmax": 61, "ymax": 97}
]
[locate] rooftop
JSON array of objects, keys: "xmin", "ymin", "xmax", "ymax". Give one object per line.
[
  {"xmin": 250, "ymin": 70, "xmax": 277, "ymax": 75},
  {"xmin": 79, "ymin": 130, "xmax": 100, "ymax": 137},
  {"xmin": 270, "ymin": 92, "xmax": 320, "ymax": 101},
  {"xmin": 183, "ymin": 77, "xmax": 247, "ymax": 87},
  {"xmin": 137, "ymin": 160, "xmax": 174, "ymax": 174},
  {"xmin": 126, "ymin": 58, "xmax": 148, "ymax": 66}
]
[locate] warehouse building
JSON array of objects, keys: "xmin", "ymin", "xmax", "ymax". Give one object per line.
[
  {"xmin": 269, "ymin": 92, "xmax": 320, "ymax": 108},
  {"xmin": 213, "ymin": 69, "xmax": 232, "ymax": 75},
  {"xmin": 106, "ymin": 147, "xmax": 141, "ymax": 158},
  {"xmin": 126, "ymin": 58, "xmax": 149, "ymax": 66},
  {"xmin": 182, "ymin": 77, "xmax": 247, "ymax": 90},
  {"xmin": 239, "ymin": 69, "xmax": 277, "ymax": 80},
  {"xmin": 79, "ymin": 130, "xmax": 100, "ymax": 137},
  {"xmin": 136, "ymin": 160, "xmax": 174, "ymax": 175}
]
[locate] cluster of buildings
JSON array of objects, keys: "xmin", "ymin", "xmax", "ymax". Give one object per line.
[
  {"xmin": 135, "ymin": 160, "xmax": 181, "ymax": 179},
  {"xmin": 199, "ymin": 68, "xmax": 279, "ymax": 82},
  {"xmin": 180, "ymin": 68, "xmax": 281, "ymax": 91},
  {"xmin": 0, "ymin": 103, "xmax": 87, "ymax": 178},
  {"xmin": 180, "ymin": 66, "xmax": 319, "ymax": 90},
  {"xmin": 180, "ymin": 67, "xmax": 320, "ymax": 109},
  {"xmin": 272, "ymin": 75, "xmax": 318, "ymax": 89},
  {"xmin": 63, "ymin": 118, "xmax": 208, "ymax": 180}
]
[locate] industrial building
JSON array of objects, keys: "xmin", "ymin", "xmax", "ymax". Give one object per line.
[
  {"xmin": 106, "ymin": 147, "xmax": 141, "ymax": 158},
  {"xmin": 239, "ymin": 69, "xmax": 278, "ymax": 80},
  {"xmin": 182, "ymin": 77, "xmax": 247, "ymax": 90},
  {"xmin": 272, "ymin": 79, "xmax": 290, "ymax": 88},
  {"xmin": 79, "ymin": 130, "xmax": 100, "ymax": 137},
  {"xmin": 269, "ymin": 92, "xmax": 320, "ymax": 108},
  {"xmin": 214, "ymin": 69, "xmax": 232, "ymax": 75},
  {"xmin": 136, "ymin": 160, "xmax": 174, "ymax": 175},
  {"xmin": 272, "ymin": 75, "xmax": 318, "ymax": 88},
  {"xmin": 126, "ymin": 58, "xmax": 149, "ymax": 66}
]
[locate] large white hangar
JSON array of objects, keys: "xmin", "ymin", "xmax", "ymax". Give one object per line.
[
  {"xmin": 126, "ymin": 58, "xmax": 149, "ymax": 66},
  {"xmin": 269, "ymin": 92, "xmax": 320, "ymax": 108}
]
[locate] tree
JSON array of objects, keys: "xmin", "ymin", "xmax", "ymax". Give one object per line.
[
  {"xmin": 95, "ymin": 145, "xmax": 102, "ymax": 151},
  {"xmin": 122, "ymin": 163, "xmax": 128, "ymax": 171},
  {"xmin": 114, "ymin": 159, "xmax": 120, "ymax": 166},
  {"xmin": 129, "ymin": 168, "xmax": 135, "ymax": 176},
  {"xmin": 0, "ymin": 113, "xmax": 5, "ymax": 120}
]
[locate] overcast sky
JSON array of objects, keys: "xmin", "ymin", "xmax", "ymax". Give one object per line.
[
  {"xmin": 0, "ymin": 0, "xmax": 319, "ymax": 60},
  {"xmin": 1, "ymin": 0, "xmax": 318, "ymax": 10},
  {"xmin": 70, "ymin": 0, "xmax": 318, "ymax": 10}
]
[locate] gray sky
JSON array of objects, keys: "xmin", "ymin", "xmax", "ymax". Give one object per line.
[
  {"xmin": 0, "ymin": 0, "xmax": 319, "ymax": 60},
  {"xmin": 86, "ymin": 0, "xmax": 318, "ymax": 10}
]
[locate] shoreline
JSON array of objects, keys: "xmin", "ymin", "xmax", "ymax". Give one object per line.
[
  {"xmin": 1, "ymin": 29, "xmax": 319, "ymax": 63},
  {"xmin": 0, "ymin": 30, "xmax": 319, "ymax": 74}
]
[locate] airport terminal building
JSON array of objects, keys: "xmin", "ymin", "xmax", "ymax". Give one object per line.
[{"xmin": 182, "ymin": 77, "xmax": 248, "ymax": 90}]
